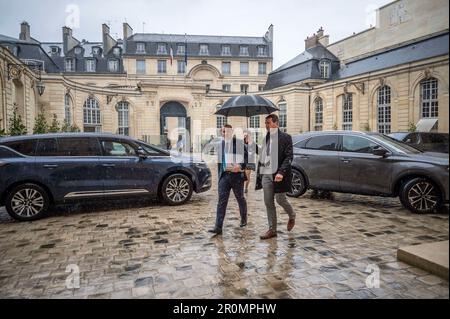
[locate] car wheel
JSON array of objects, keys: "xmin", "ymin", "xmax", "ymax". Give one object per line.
[
  {"xmin": 400, "ymin": 178, "xmax": 442, "ymax": 214},
  {"xmin": 287, "ymin": 169, "xmax": 307, "ymax": 198},
  {"xmin": 161, "ymin": 174, "xmax": 193, "ymax": 205},
  {"xmin": 5, "ymin": 183, "xmax": 50, "ymax": 221}
]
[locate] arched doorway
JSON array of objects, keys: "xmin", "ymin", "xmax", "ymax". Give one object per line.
[{"xmin": 160, "ymin": 101, "xmax": 190, "ymax": 152}]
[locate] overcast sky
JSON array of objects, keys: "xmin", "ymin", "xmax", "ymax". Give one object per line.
[{"xmin": 0, "ymin": 0, "xmax": 393, "ymax": 68}]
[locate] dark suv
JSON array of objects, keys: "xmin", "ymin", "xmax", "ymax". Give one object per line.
[
  {"xmin": 0, "ymin": 133, "xmax": 212, "ymax": 221},
  {"xmin": 289, "ymin": 131, "xmax": 449, "ymax": 214}
]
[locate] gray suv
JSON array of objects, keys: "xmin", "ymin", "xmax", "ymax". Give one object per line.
[{"xmin": 289, "ymin": 131, "xmax": 449, "ymax": 214}]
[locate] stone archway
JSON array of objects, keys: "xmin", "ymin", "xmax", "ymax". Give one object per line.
[{"xmin": 160, "ymin": 101, "xmax": 190, "ymax": 152}]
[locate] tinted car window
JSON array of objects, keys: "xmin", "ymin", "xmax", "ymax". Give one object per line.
[
  {"xmin": 137, "ymin": 142, "xmax": 166, "ymax": 156},
  {"xmin": 294, "ymin": 139, "xmax": 308, "ymax": 149},
  {"xmin": 304, "ymin": 135, "xmax": 339, "ymax": 151},
  {"xmin": 2, "ymin": 139, "xmax": 37, "ymax": 156},
  {"xmin": 101, "ymin": 140, "xmax": 137, "ymax": 156},
  {"xmin": 405, "ymin": 133, "xmax": 419, "ymax": 143},
  {"xmin": 343, "ymin": 136, "xmax": 379, "ymax": 153},
  {"xmin": 421, "ymin": 133, "xmax": 448, "ymax": 144},
  {"xmin": 36, "ymin": 138, "xmax": 58, "ymax": 156},
  {"xmin": 57, "ymin": 138, "xmax": 101, "ymax": 156}
]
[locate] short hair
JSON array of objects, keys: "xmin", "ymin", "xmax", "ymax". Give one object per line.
[
  {"xmin": 266, "ymin": 114, "xmax": 279, "ymax": 124},
  {"xmin": 223, "ymin": 124, "xmax": 233, "ymax": 129}
]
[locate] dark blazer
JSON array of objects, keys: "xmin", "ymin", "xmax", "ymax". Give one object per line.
[
  {"xmin": 217, "ymin": 137, "xmax": 248, "ymax": 181},
  {"xmin": 255, "ymin": 129, "xmax": 293, "ymax": 193}
]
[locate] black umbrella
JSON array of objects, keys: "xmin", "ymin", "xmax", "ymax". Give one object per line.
[{"xmin": 215, "ymin": 95, "xmax": 279, "ymax": 118}]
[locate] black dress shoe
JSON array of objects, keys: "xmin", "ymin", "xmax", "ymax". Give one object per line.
[
  {"xmin": 208, "ymin": 228, "xmax": 222, "ymax": 235},
  {"xmin": 240, "ymin": 220, "xmax": 247, "ymax": 227}
]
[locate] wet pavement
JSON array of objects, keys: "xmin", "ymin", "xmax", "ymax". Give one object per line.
[{"xmin": 0, "ymin": 167, "xmax": 448, "ymax": 299}]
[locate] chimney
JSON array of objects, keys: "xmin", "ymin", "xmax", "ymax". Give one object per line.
[
  {"xmin": 19, "ymin": 21, "xmax": 31, "ymax": 41},
  {"xmin": 305, "ymin": 27, "xmax": 329, "ymax": 49},
  {"xmin": 123, "ymin": 22, "xmax": 133, "ymax": 52},
  {"xmin": 264, "ymin": 24, "xmax": 274, "ymax": 43},
  {"xmin": 62, "ymin": 26, "xmax": 80, "ymax": 54},
  {"xmin": 102, "ymin": 23, "xmax": 118, "ymax": 54}
]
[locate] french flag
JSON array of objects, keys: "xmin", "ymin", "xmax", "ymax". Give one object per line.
[{"xmin": 169, "ymin": 46, "xmax": 174, "ymax": 66}]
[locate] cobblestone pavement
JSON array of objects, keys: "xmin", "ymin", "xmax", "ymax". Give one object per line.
[{"xmin": 0, "ymin": 167, "xmax": 448, "ymax": 299}]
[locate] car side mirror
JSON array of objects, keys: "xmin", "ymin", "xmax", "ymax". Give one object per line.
[
  {"xmin": 137, "ymin": 147, "xmax": 148, "ymax": 159},
  {"xmin": 373, "ymin": 146, "xmax": 388, "ymax": 157}
]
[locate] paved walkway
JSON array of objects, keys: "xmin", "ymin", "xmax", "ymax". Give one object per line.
[{"xmin": 0, "ymin": 168, "xmax": 448, "ymax": 299}]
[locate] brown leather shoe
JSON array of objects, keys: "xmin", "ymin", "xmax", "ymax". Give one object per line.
[
  {"xmin": 287, "ymin": 219, "xmax": 295, "ymax": 232},
  {"xmin": 260, "ymin": 230, "xmax": 277, "ymax": 240}
]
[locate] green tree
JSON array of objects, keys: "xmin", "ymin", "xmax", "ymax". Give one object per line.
[
  {"xmin": 48, "ymin": 114, "xmax": 60, "ymax": 133},
  {"xmin": 8, "ymin": 107, "xmax": 27, "ymax": 136},
  {"xmin": 33, "ymin": 112, "xmax": 48, "ymax": 134},
  {"xmin": 0, "ymin": 128, "xmax": 6, "ymax": 137},
  {"xmin": 70, "ymin": 124, "xmax": 81, "ymax": 132},
  {"xmin": 61, "ymin": 119, "xmax": 71, "ymax": 133}
]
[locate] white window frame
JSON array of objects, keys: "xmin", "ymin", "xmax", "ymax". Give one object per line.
[
  {"xmin": 199, "ymin": 44, "xmax": 209, "ymax": 55},
  {"xmin": 64, "ymin": 94, "xmax": 72, "ymax": 125},
  {"xmin": 65, "ymin": 58, "xmax": 75, "ymax": 72},
  {"xmin": 117, "ymin": 101, "xmax": 130, "ymax": 136},
  {"xmin": 278, "ymin": 102, "xmax": 287, "ymax": 132},
  {"xmin": 257, "ymin": 46, "xmax": 267, "ymax": 57},
  {"xmin": 240, "ymin": 62, "xmax": 249, "ymax": 75},
  {"xmin": 319, "ymin": 60, "xmax": 330, "ymax": 78},
  {"xmin": 157, "ymin": 60, "xmax": 167, "ymax": 74},
  {"xmin": 157, "ymin": 43, "xmax": 167, "ymax": 55},
  {"xmin": 85, "ymin": 59, "xmax": 96, "ymax": 72},
  {"xmin": 239, "ymin": 45, "xmax": 249, "ymax": 56},
  {"xmin": 240, "ymin": 84, "xmax": 249, "ymax": 94},
  {"xmin": 222, "ymin": 84, "xmax": 231, "ymax": 92},
  {"xmin": 136, "ymin": 43, "xmax": 146, "ymax": 54},
  {"xmin": 420, "ymin": 78, "xmax": 439, "ymax": 119},
  {"xmin": 216, "ymin": 105, "xmax": 228, "ymax": 134},
  {"xmin": 177, "ymin": 44, "xmax": 186, "ymax": 55},
  {"xmin": 221, "ymin": 45, "xmax": 231, "ymax": 56},
  {"xmin": 136, "ymin": 60, "xmax": 146, "ymax": 74},
  {"xmin": 377, "ymin": 85, "xmax": 391, "ymax": 134},
  {"xmin": 222, "ymin": 62, "xmax": 231, "ymax": 75},
  {"xmin": 177, "ymin": 60, "xmax": 186, "ymax": 74},
  {"xmin": 314, "ymin": 98, "xmax": 323, "ymax": 131},
  {"xmin": 258, "ymin": 62, "xmax": 267, "ymax": 75},
  {"xmin": 108, "ymin": 59, "xmax": 119, "ymax": 72},
  {"xmin": 342, "ymin": 94, "xmax": 353, "ymax": 131},
  {"xmin": 83, "ymin": 98, "xmax": 101, "ymax": 132}
]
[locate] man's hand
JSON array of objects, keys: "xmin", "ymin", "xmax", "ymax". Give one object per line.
[
  {"xmin": 274, "ymin": 173, "xmax": 284, "ymax": 182},
  {"xmin": 232, "ymin": 164, "xmax": 242, "ymax": 173}
]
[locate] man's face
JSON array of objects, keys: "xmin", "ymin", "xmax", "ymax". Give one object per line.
[
  {"xmin": 265, "ymin": 118, "xmax": 279, "ymax": 131},
  {"xmin": 222, "ymin": 127, "xmax": 233, "ymax": 140}
]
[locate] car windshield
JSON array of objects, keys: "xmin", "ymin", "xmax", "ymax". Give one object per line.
[{"xmin": 371, "ymin": 134, "xmax": 423, "ymax": 154}]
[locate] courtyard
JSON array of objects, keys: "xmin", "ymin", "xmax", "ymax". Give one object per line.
[{"xmin": 0, "ymin": 167, "xmax": 448, "ymax": 299}]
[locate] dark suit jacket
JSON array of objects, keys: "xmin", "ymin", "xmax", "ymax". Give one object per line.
[
  {"xmin": 255, "ymin": 129, "xmax": 293, "ymax": 193},
  {"xmin": 217, "ymin": 137, "xmax": 248, "ymax": 181}
]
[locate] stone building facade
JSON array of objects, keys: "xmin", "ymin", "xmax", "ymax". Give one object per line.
[{"xmin": 0, "ymin": 0, "xmax": 448, "ymax": 151}]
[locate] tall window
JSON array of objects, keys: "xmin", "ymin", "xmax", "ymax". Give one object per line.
[
  {"xmin": 222, "ymin": 84, "xmax": 231, "ymax": 92},
  {"xmin": 378, "ymin": 85, "xmax": 391, "ymax": 134},
  {"xmin": 278, "ymin": 101, "xmax": 287, "ymax": 133},
  {"xmin": 65, "ymin": 58, "xmax": 75, "ymax": 72},
  {"xmin": 216, "ymin": 105, "xmax": 227, "ymax": 135},
  {"xmin": 199, "ymin": 44, "xmax": 209, "ymax": 55},
  {"xmin": 319, "ymin": 60, "xmax": 330, "ymax": 78},
  {"xmin": 83, "ymin": 98, "xmax": 101, "ymax": 132},
  {"xmin": 157, "ymin": 43, "xmax": 167, "ymax": 55},
  {"xmin": 136, "ymin": 60, "xmax": 146, "ymax": 74},
  {"xmin": 420, "ymin": 78, "xmax": 438, "ymax": 118},
  {"xmin": 240, "ymin": 62, "xmax": 249, "ymax": 75},
  {"xmin": 157, "ymin": 60, "xmax": 167, "ymax": 74},
  {"xmin": 240, "ymin": 45, "xmax": 249, "ymax": 56},
  {"xmin": 108, "ymin": 59, "xmax": 119, "ymax": 72},
  {"xmin": 177, "ymin": 60, "xmax": 186, "ymax": 74},
  {"xmin": 221, "ymin": 45, "xmax": 231, "ymax": 56},
  {"xmin": 136, "ymin": 43, "xmax": 146, "ymax": 54},
  {"xmin": 342, "ymin": 94, "xmax": 353, "ymax": 131},
  {"xmin": 64, "ymin": 94, "xmax": 72, "ymax": 125},
  {"xmin": 258, "ymin": 84, "xmax": 265, "ymax": 92},
  {"xmin": 240, "ymin": 84, "xmax": 249, "ymax": 94},
  {"xmin": 117, "ymin": 101, "xmax": 130, "ymax": 136},
  {"xmin": 85, "ymin": 59, "xmax": 96, "ymax": 72},
  {"xmin": 222, "ymin": 62, "xmax": 231, "ymax": 75},
  {"xmin": 314, "ymin": 98, "xmax": 323, "ymax": 131},
  {"xmin": 250, "ymin": 115, "xmax": 260, "ymax": 143},
  {"xmin": 258, "ymin": 62, "xmax": 267, "ymax": 75}
]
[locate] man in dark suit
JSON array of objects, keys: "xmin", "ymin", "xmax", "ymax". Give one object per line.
[
  {"xmin": 209, "ymin": 124, "xmax": 248, "ymax": 235},
  {"xmin": 255, "ymin": 114, "xmax": 296, "ymax": 240}
]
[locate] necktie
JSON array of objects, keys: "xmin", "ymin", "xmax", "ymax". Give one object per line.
[{"xmin": 266, "ymin": 133, "xmax": 271, "ymax": 156}]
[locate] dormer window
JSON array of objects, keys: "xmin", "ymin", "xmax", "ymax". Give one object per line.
[
  {"xmin": 50, "ymin": 46, "xmax": 60, "ymax": 55},
  {"xmin": 65, "ymin": 58, "xmax": 75, "ymax": 72},
  {"xmin": 74, "ymin": 47, "xmax": 82, "ymax": 55},
  {"xmin": 157, "ymin": 43, "xmax": 167, "ymax": 55},
  {"xmin": 136, "ymin": 43, "xmax": 146, "ymax": 54},
  {"xmin": 319, "ymin": 60, "xmax": 330, "ymax": 78},
  {"xmin": 177, "ymin": 44, "xmax": 186, "ymax": 55},
  {"xmin": 92, "ymin": 47, "xmax": 101, "ymax": 56},
  {"xmin": 221, "ymin": 45, "xmax": 231, "ymax": 56},
  {"xmin": 199, "ymin": 44, "xmax": 209, "ymax": 55},
  {"xmin": 257, "ymin": 46, "xmax": 267, "ymax": 57},
  {"xmin": 239, "ymin": 45, "xmax": 249, "ymax": 56},
  {"xmin": 108, "ymin": 59, "xmax": 119, "ymax": 72},
  {"xmin": 113, "ymin": 47, "xmax": 121, "ymax": 56},
  {"xmin": 85, "ymin": 59, "xmax": 96, "ymax": 72}
]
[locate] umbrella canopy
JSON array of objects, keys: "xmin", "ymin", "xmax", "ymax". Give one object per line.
[{"xmin": 215, "ymin": 95, "xmax": 279, "ymax": 118}]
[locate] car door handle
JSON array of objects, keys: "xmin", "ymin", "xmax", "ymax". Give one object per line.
[
  {"xmin": 299, "ymin": 154, "xmax": 309, "ymax": 159},
  {"xmin": 43, "ymin": 164, "xmax": 59, "ymax": 169},
  {"xmin": 102, "ymin": 164, "xmax": 116, "ymax": 168},
  {"xmin": 341, "ymin": 158, "xmax": 351, "ymax": 163}
]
